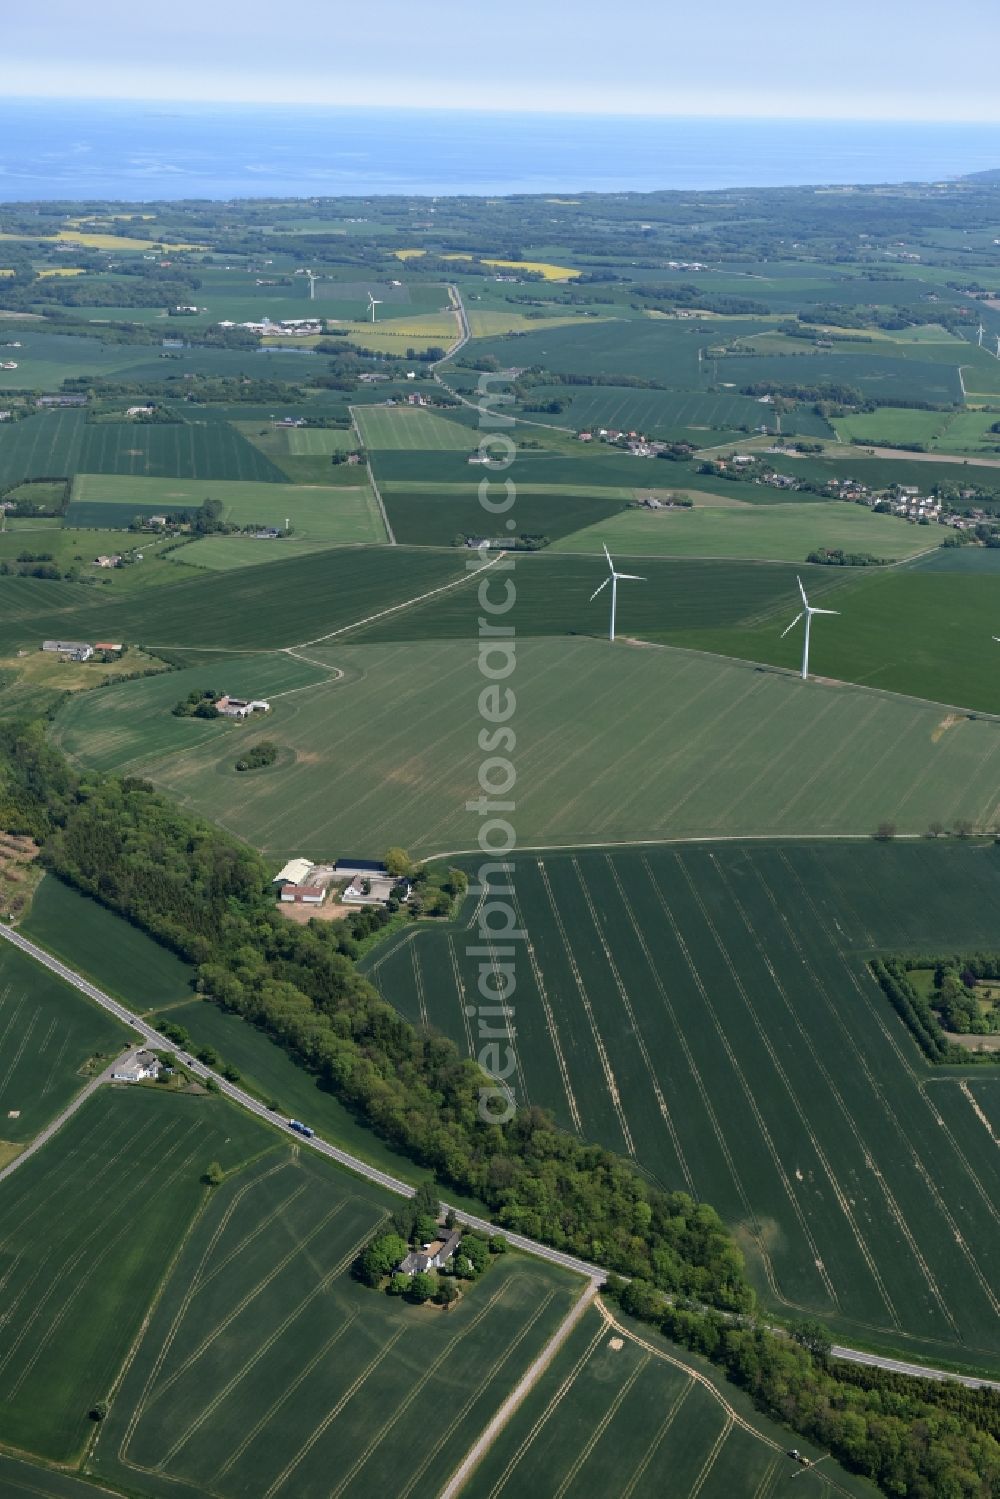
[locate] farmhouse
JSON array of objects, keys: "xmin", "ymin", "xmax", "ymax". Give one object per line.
[
  {"xmin": 342, "ymin": 874, "xmax": 407, "ymax": 906},
  {"xmin": 42, "ymin": 640, "xmax": 93, "ymax": 662},
  {"xmin": 396, "ymin": 1229, "xmax": 462, "ymax": 1276},
  {"xmin": 93, "ymin": 554, "xmax": 121, "ymax": 569},
  {"xmin": 112, "ymin": 1050, "xmax": 160, "ymax": 1083},
  {"xmin": 215, "ymin": 696, "xmax": 270, "ymax": 719}
]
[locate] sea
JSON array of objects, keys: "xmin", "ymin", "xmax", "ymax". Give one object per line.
[{"xmin": 1, "ymin": 99, "xmax": 999, "ymax": 201}]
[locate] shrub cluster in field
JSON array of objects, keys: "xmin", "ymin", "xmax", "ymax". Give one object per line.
[{"xmin": 235, "ymin": 741, "xmax": 278, "ymax": 773}]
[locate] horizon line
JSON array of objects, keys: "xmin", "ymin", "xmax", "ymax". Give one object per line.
[{"xmin": 3, "ymin": 95, "xmax": 1000, "ymax": 126}]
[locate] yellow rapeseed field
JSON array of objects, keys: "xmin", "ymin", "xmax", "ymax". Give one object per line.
[
  {"xmin": 437, "ymin": 252, "xmax": 580, "ymax": 280},
  {"xmin": 483, "ymin": 258, "xmax": 580, "ymax": 280}
]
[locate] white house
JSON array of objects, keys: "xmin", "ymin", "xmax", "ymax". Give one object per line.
[{"xmin": 112, "ymin": 1050, "xmax": 160, "ymax": 1083}]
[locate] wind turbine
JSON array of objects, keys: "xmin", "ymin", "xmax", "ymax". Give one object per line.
[
  {"xmin": 305, "ymin": 270, "xmax": 317, "ymax": 301},
  {"xmin": 589, "ymin": 544, "xmax": 644, "ymax": 643},
  {"xmin": 368, "ymin": 292, "xmax": 382, "ymax": 323},
  {"xmin": 977, "ymin": 322, "xmax": 985, "ymax": 347},
  {"xmin": 780, "ymin": 575, "xmax": 839, "ymax": 681}
]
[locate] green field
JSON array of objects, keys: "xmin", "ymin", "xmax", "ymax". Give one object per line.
[
  {"xmin": 170, "ymin": 535, "xmax": 347, "ymax": 571},
  {"xmin": 88, "ymin": 1152, "xmax": 578, "ymax": 1499},
  {"xmin": 548, "ymin": 500, "xmax": 935, "ymax": 562},
  {"xmin": 68, "ymin": 474, "xmax": 387, "ymax": 543},
  {"xmin": 665, "ymin": 564, "xmax": 1000, "ymax": 713},
  {"xmin": 0, "ymin": 1086, "xmax": 271, "ymax": 1459},
  {"xmin": 514, "ymin": 384, "xmax": 834, "ymax": 441},
  {"xmin": 708, "ymin": 351, "xmax": 964, "ymax": 406},
  {"xmin": 832, "ymin": 406, "xmax": 1000, "ymax": 458},
  {"xmin": 0, "ymin": 937, "xmax": 128, "ymax": 1145},
  {"xmin": 156, "ymin": 997, "xmax": 438, "ymax": 1188},
  {"xmin": 0, "ymin": 409, "xmax": 86, "ymax": 491},
  {"xmin": 470, "ymin": 317, "xmax": 765, "ymax": 388},
  {"xmin": 355, "ymin": 404, "xmax": 477, "ymax": 451},
  {"xmin": 77, "ymin": 424, "xmax": 287, "ymax": 483},
  {"xmin": 286, "ymin": 426, "xmax": 358, "ymax": 455},
  {"xmin": 51, "ymin": 638, "xmax": 1000, "ymax": 856},
  {"xmin": 833, "ymin": 408, "xmax": 957, "ymax": 447},
  {"xmin": 381, "ymin": 487, "xmax": 629, "ymax": 546},
  {"xmin": 0, "ymin": 545, "xmax": 470, "ymax": 657},
  {"xmin": 368, "ymin": 842, "xmax": 1000, "ymax": 1368},
  {"xmin": 21, "ymin": 876, "xmax": 194, "ymax": 1011},
  {"xmin": 464, "ymin": 1303, "xmax": 875, "ymax": 1499},
  {"xmin": 0, "ymin": 1454, "xmax": 125, "ymax": 1497}
]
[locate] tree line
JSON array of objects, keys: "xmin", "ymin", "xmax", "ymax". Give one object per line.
[{"xmin": 605, "ymin": 1277, "xmax": 1000, "ymax": 1497}]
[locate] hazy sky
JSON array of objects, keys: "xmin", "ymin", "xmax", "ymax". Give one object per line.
[{"xmin": 6, "ymin": 0, "xmax": 998, "ymax": 118}]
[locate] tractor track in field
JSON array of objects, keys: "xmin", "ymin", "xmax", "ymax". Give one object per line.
[{"xmin": 2, "ymin": 919, "xmax": 998, "ymax": 1396}]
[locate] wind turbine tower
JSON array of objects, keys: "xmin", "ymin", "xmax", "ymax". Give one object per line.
[
  {"xmin": 590, "ymin": 544, "xmax": 645, "ymax": 643},
  {"xmin": 780, "ymin": 575, "xmax": 839, "ymax": 681},
  {"xmin": 978, "ymin": 322, "xmax": 985, "ymax": 347},
  {"xmin": 368, "ymin": 293, "xmax": 382, "ymax": 324},
  {"xmin": 306, "ymin": 270, "xmax": 317, "ymax": 301}
]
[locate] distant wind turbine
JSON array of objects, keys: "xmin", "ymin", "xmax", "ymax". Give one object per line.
[
  {"xmin": 780, "ymin": 575, "xmax": 839, "ymax": 681},
  {"xmin": 589, "ymin": 544, "xmax": 644, "ymax": 643},
  {"xmin": 305, "ymin": 270, "xmax": 317, "ymax": 301},
  {"xmin": 368, "ymin": 293, "xmax": 382, "ymax": 323},
  {"xmin": 977, "ymin": 322, "xmax": 985, "ymax": 347}
]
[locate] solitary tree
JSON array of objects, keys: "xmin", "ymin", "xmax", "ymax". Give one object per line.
[
  {"xmin": 203, "ymin": 1161, "xmax": 224, "ymax": 1186},
  {"xmin": 874, "ymin": 821, "xmax": 897, "ymax": 842}
]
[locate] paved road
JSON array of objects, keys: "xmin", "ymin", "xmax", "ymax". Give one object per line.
[
  {"xmin": 3, "ymin": 922, "xmax": 997, "ymax": 1389},
  {"xmin": 0, "ymin": 923, "xmax": 603, "ymax": 1278},
  {"xmin": 830, "ymin": 1344, "xmax": 1000, "ymax": 1391},
  {"xmin": 439, "ymin": 282, "xmax": 470, "ymax": 361},
  {"xmin": 0, "ymin": 1044, "xmax": 136, "ymax": 1185}
]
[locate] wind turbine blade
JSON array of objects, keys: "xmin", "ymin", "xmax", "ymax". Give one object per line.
[
  {"xmin": 797, "ymin": 575, "xmax": 809, "ymax": 608},
  {"xmin": 615, "ymin": 572, "xmax": 645, "ymax": 581},
  {"xmin": 780, "ymin": 613, "xmax": 803, "ymax": 639},
  {"xmin": 602, "ymin": 543, "xmax": 614, "ymax": 571},
  {"xmin": 589, "ymin": 578, "xmax": 610, "ymax": 602},
  {"xmin": 811, "ymin": 608, "xmax": 839, "ymax": 616}
]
